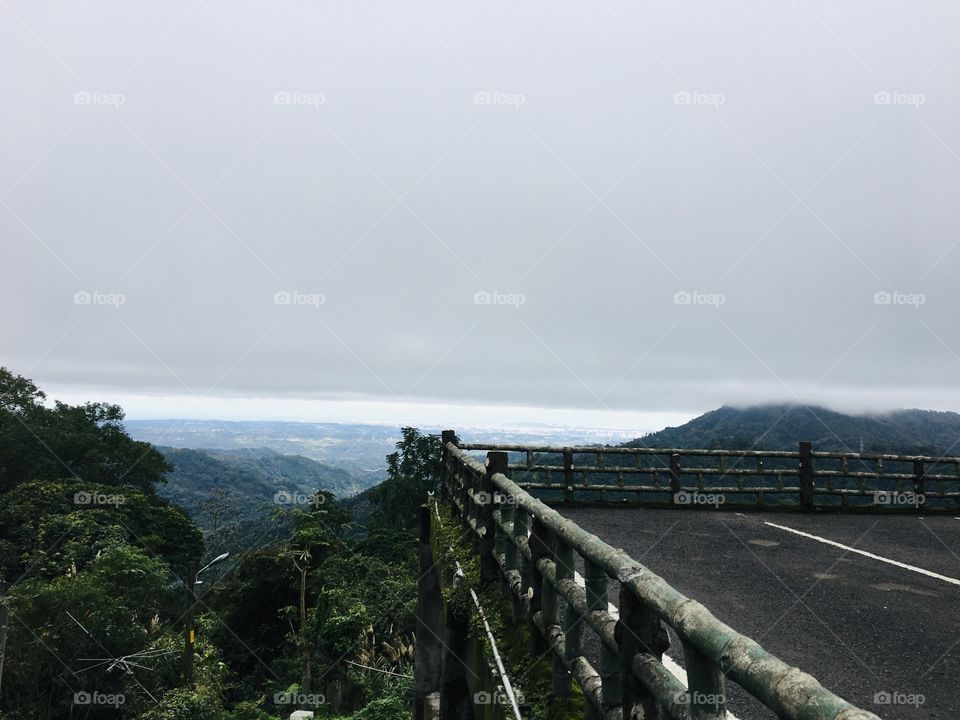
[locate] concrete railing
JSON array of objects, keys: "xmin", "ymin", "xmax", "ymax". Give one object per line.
[
  {"xmin": 457, "ymin": 440, "xmax": 960, "ymax": 511},
  {"xmin": 440, "ymin": 432, "xmax": 884, "ymax": 720}
]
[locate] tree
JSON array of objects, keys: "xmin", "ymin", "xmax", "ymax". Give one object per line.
[
  {"xmin": 367, "ymin": 427, "xmax": 441, "ymax": 531},
  {"xmin": 275, "ymin": 491, "xmax": 350, "ymax": 698},
  {"xmin": 4, "ymin": 542, "xmax": 176, "ymax": 718},
  {"xmin": 0, "ymin": 367, "xmax": 171, "ymax": 496},
  {"xmin": 0, "ymin": 479, "xmax": 202, "ymax": 587}
]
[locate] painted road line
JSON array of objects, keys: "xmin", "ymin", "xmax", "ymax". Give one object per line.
[
  {"xmin": 765, "ymin": 522, "xmax": 960, "ymax": 587},
  {"xmin": 573, "ymin": 571, "xmax": 739, "ymax": 719}
]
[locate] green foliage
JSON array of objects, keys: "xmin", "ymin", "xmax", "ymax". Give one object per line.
[
  {"xmin": 0, "ymin": 367, "xmax": 170, "ymax": 495},
  {"xmin": 367, "ymin": 427, "xmax": 441, "ymax": 531},
  {"xmin": 0, "ymin": 478, "xmax": 202, "ymax": 585},
  {"xmin": 0, "ymin": 368, "xmax": 435, "ymax": 720},
  {"xmin": 338, "ymin": 680, "xmax": 412, "ymax": 720},
  {"xmin": 157, "ymin": 446, "xmax": 369, "ymax": 527},
  {"xmin": 5, "ymin": 544, "xmax": 177, "ymax": 717},
  {"xmin": 230, "ymin": 701, "xmax": 280, "ymax": 720},
  {"xmin": 136, "ymin": 687, "xmax": 226, "ymax": 720}
]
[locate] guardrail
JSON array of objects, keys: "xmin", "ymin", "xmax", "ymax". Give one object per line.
[
  {"xmin": 441, "ymin": 432, "xmax": 882, "ymax": 720},
  {"xmin": 456, "ymin": 440, "xmax": 960, "ymax": 511}
]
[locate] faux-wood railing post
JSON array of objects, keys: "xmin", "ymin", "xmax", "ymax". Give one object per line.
[
  {"xmin": 556, "ymin": 539, "xmax": 576, "ymax": 698},
  {"xmin": 482, "ymin": 451, "xmax": 507, "ymax": 583},
  {"xmin": 616, "ymin": 585, "xmax": 669, "ymax": 720},
  {"xmin": 913, "ymin": 459, "xmax": 926, "ymax": 497},
  {"xmin": 498, "ymin": 496, "xmax": 513, "ymax": 597},
  {"xmin": 414, "ymin": 505, "xmax": 442, "ymax": 720},
  {"xmin": 458, "ymin": 465, "xmax": 470, "ymax": 530},
  {"xmin": 467, "ymin": 468, "xmax": 479, "ymax": 549},
  {"xmin": 511, "ymin": 507, "xmax": 530, "ymax": 622},
  {"xmin": 799, "ymin": 441, "xmax": 815, "ymax": 511},
  {"xmin": 681, "ymin": 640, "xmax": 726, "ymax": 720},
  {"xmin": 585, "ymin": 558, "xmax": 620, "ymax": 712},
  {"xmin": 669, "ymin": 453, "xmax": 682, "ymax": 497},
  {"xmin": 440, "ymin": 430, "xmax": 455, "ymax": 502},
  {"xmin": 563, "ymin": 448, "xmax": 574, "ymax": 504},
  {"xmin": 529, "ymin": 518, "xmax": 553, "ymax": 654}
]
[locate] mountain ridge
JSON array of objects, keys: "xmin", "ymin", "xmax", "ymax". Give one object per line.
[{"xmin": 626, "ymin": 404, "xmax": 960, "ymax": 455}]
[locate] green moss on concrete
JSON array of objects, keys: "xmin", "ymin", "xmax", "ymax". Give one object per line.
[{"xmin": 431, "ymin": 505, "xmax": 586, "ymax": 720}]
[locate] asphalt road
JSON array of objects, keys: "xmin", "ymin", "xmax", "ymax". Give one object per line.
[{"xmin": 557, "ymin": 507, "xmax": 960, "ymax": 720}]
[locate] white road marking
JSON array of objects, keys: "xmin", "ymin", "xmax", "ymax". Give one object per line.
[
  {"xmin": 573, "ymin": 571, "xmax": 739, "ymax": 719},
  {"xmin": 764, "ymin": 522, "xmax": 960, "ymax": 587}
]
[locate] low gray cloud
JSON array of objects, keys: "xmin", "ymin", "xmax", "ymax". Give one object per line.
[{"xmin": 2, "ymin": 1, "xmax": 959, "ymax": 419}]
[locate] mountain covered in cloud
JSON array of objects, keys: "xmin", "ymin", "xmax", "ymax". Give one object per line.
[{"xmin": 626, "ymin": 404, "xmax": 960, "ymax": 455}]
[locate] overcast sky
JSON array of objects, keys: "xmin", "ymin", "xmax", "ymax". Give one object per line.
[{"xmin": 2, "ymin": 1, "xmax": 959, "ymax": 432}]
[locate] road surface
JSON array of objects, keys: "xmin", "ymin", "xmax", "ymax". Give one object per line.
[{"xmin": 557, "ymin": 507, "xmax": 960, "ymax": 720}]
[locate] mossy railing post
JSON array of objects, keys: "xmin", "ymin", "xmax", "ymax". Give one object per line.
[
  {"xmin": 499, "ymin": 496, "xmax": 514, "ymax": 598},
  {"xmin": 669, "ymin": 453, "xmax": 682, "ymax": 498},
  {"xmin": 556, "ymin": 539, "xmax": 576, "ymax": 699},
  {"xmin": 799, "ymin": 441, "xmax": 815, "ymax": 510},
  {"xmin": 414, "ymin": 505, "xmax": 442, "ymax": 720},
  {"xmin": 471, "ymin": 465, "xmax": 483, "ymax": 553},
  {"xmin": 528, "ymin": 518, "xmax": 552, "ymax": 655},
  {"xmin": 616, "ymin": 583, "xmax": 669, "ymax": 720},
  {"xmin": 459, "ymin": 462, "xmax": 470, "ymax": 530},
  {"xmin": 511, "ymin": 506, "xmax": 530, "ymax": 623},
  {"xmin": 563, "ymin": 448, "xmax": 574, "ymax": 504},
  {"xmin": 585, "ymin": 557, "xmax": 620, "ymax": 713},
  {"xmin": 440, "ymin": 430, "xmax": 456, "ymax": 504},
  {"xmin": 913, "ymin": 459, "xmax": 926, "ymax": 496},
  {"xmin": 682, "ymin": 639, "xmax": 727, "ymax": 719},
  {"xmin": 482, "ymin": 451, "xmax": 507, "ymax": 584}
]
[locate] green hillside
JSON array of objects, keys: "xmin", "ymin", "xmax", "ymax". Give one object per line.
[
  {"xmin": 156, "ymin": 446, "xmax": 371, "ymax": 530},
  {"xmin": 627, "ymin": 404, "xmax": 960, "ymax": 455}
]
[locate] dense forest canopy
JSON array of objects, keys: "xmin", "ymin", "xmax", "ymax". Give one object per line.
[{"xmin": 0, "ymin": 367, "xmax": 437, "ymax": 720}]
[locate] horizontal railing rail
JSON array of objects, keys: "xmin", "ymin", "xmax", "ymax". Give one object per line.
[
  {"xmin": 457, "ymin": 440, "xmax": 960, "ymax": 511},
  {"xmin": 441, "ymin": 432, "xmax": 883, "ymax": 720}
]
